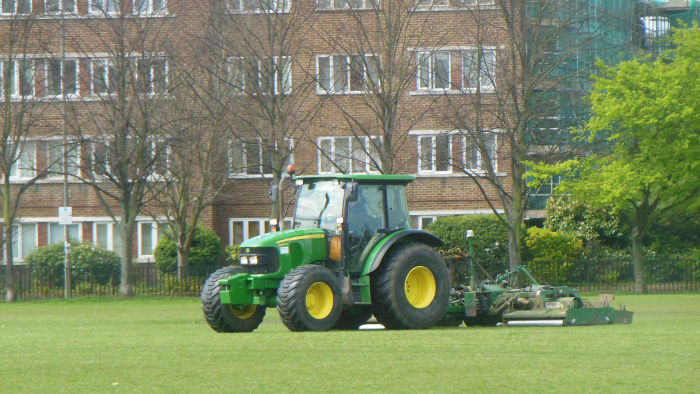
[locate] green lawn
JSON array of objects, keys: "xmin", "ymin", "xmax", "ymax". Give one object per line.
[{"xmin": 1, "ymin": 294, "xmax": 698, "ymax": 393}]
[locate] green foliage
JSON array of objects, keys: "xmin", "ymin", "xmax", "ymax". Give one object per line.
[
  {"xmin": 224, "ymin": 244, "xmax": 240, "ymax": 265},
  {"xmin": 524, "ymin": 227, "xmax": 583, "ymax": 262},
  {"xmin": 154, "ymin": 225, "xmax": 224, "ymax": 274},
  {"xmin": 426, "ymin": 215, "xmax": 509, "ymax": 264},
  {"xmin": 26, "ymin": 242, "xmax": 120, "ymax": 286},
  {"xmin": 545, "ymin": 196, "xmax": 628, "ymax": 251}
]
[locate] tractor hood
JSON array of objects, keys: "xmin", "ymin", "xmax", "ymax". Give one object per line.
[{"xmin": 239, "ymin": 228, "xmax": 327, "ymax": 249}]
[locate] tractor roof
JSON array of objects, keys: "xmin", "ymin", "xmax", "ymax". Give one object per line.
[{"xmin": 294, "ymin": 174, "xmax": 415, "ymax": 184}]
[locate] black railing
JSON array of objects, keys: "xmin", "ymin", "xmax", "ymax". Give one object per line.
[{"xmin": 1, "ymin": 256, "xmax": 698, "ymax": 299}]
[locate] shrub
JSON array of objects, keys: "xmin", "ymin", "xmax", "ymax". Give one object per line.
[
  {"xmin": 224, "ymin": 244, "xmax": 240, "ymax": 265},
  {"xmin": 154, "ymin": 225, "xmax": 224, "ymax": 275},
  {"xmin": 524, "ymin": 227, "xmax": 583, "ymax": 284},
  {"xmin": 26, "ymin": 242, "xmax": 120, "ymax": 287},
  {"xmin": 426, "ymin": 215, "xmax": 510, "ymax": 280}
]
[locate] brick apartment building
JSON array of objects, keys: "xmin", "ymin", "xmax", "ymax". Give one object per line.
[{"xmin": 0, "ymin": 0, "xmax": 512, "ymax": 263}]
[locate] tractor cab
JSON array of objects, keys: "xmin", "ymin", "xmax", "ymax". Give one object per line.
[{"xmin": 292, "ymin": 175, "xmax": 413, "ymax": 274}]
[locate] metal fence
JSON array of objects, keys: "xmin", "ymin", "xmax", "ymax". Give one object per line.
[{"xmin": 1, "ymin": 256, "xmax": 698, "ymax": 299}]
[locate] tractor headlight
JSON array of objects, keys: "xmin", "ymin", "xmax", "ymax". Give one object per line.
[
  {"xmin": 240, "ymin": 256, "xmax": 249, "ymax": 265},
  {"xmin": 249, "ymin": 255, "xmax": 259, "ymax": 265}
]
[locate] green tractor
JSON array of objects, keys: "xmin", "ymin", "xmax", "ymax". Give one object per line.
[{"xmin": 202, "ymin": 174, "xmax": 450, "ymax": 332}]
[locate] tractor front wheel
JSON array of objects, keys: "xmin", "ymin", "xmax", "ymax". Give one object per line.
[
  {"xmin": 370, "ymin": 243, "xmax": 449, "ymax": 329},
  {"xmin": 277, "ymin": 265, "xmax": 342, "ymax": 331},
  {"xmin": 201, "ymin": 266, "xmax": 266, "ymax": 332}
]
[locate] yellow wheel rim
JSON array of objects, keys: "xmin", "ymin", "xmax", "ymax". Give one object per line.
[
  {"xmin": 229, "ymin": 305, "xmax": 257, "ymax": 319},
  {"xmin": 306, "ymin": 282, "xmax": 334, "ymax": 319},
  {"xmin": 404, "ymin": 266, "xmax": 436, "ymax": 309}
]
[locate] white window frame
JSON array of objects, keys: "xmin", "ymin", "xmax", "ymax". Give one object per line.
[
  {"xmin": 137, "ymin": 221, "xmax": 161, "ymax": 259},
  {"xmin": 0, "ymin": 58, "xmax": 35, "ymax": 99},
  {"xmin": 1, "ymin": 0, "xmax": 31, "ymax": 15},
  {"xmin": 317, "ymin": 135, "xmax": 382, "ymax": 174},
  {"xmin": 132, "ymin": 0, "xmax": 166, "ymax": 15},
  {"xmin": 44, "ymin": 0, "xmax": 76, "ymax": 14},
  {"xmin": 88, "ymin": 0, "xmax": 120, "ymax": 15},
  {"xmin": 415, "ymin": 0, "xmax": 447, "ymax": 8},
  {"xmin": 316, "ymin": 0, "xmax": 377, "ymax": 10},
  {"xmin": 44, "ymin": 58, "xmax": 79, "ymax": 98},
  {"xmin": 462, "ymin": 131, "xmax": 498, "ymax": 174},
  {"xmin": 462, "ymin": 48, "xmax": 496, "ymax": 92},
  {"xmin": 7, "ymin": 222, "xmax": 38, "ymax": 263},
  {"xmin": 46, "ymin": 138, "xmax": 81, "ymax": 180},
  {"xmin": 93, "ymin": 222, "xmax": 115, "ymax": 251},
  {"xmin": 228, "ymin": 138, "xmax": 293, "ymax": 178},
  {"xmin": 229, "ymin": 218, "xmax": 292, "ymax": 245},
  {"xmin": 225, "ymin": 0, "xmax": 290, "ymax": 14},
  {"xmin": 416, "ymin": 51, "xmax": 451, "ymax": 92},
  {"xmin": 227, "ymin": 56, "xmax": 292, "ymax": 95},
  {"xmin": 90, "ymin": 58, "xmax": 117, "ymax": 96},
  {"xmin": 417, "ymin": 134, "xmax": 452, "ymax": 174},
  {"xmin": 316, "ymin": 54, "xmax": 379, "ymax": 94},
  {"xmin": 47, "ymin": 222, "xmax": 82, "ymax": 245},
  {"xmin": 8, "ymin": 141, "xmax": 36, "ymax": 181},
  {"xmin": 135, "ymin": 57, "xmax": 168, "ymax": 95},
  {"xmin": 415, "ymin": 215, "xmax": 438, "ymax": 229}
]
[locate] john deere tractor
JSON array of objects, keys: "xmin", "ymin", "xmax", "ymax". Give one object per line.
[{"xmin": 201, "ymin": 174, "xmax": 449, "ymax": 332}]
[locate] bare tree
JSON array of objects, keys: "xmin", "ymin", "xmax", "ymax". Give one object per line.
[
  {"xmin": 144, "ymin": 51, "xmax": 231, "ymax": 279},
  {"xmin": 0, "ymin": 12, "xmax": 53, "ymax": 302},
  {"xmin": 65, "ymin": 1, "xmax": 177, "ymax": 297},
  {"xmin": 312, "ymin": 0, "xmax": 448, "ymax": 174},
  {"xmin": 441, "ymin": 0, "xmax": 627, "ymax": 269},
  {"xmin": 197, "ymin": 0, "xmax": 321, "ymax": 225}
]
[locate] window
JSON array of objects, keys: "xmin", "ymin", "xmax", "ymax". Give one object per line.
[
  {"xmin": 90, "ymin": 58, "xmax": 118, "ymax": 95},
  {"xmin": 229, "ymin": 218, "xmax": 290, "ymax": 245},
  {"xmin": 89, "ymin": 0, "xmax": 119, "ymax": 14},
  {"xmin": 93, "ymin": 222, "xmax": 123, "ymax": 252},
  {"xmin": 316, "ymin": 54, "xmax": 379, "ymax": 94},
  {"xmin": 415, "ymin": 0, "xmax": 447, "ymax": 7},
  {"xmin": 1, "ymin": 0, "xmax": 31, "ymax": 14},
  {"xmin": 227, "ymin": 56, "xmax": 292, "ymax": 95},
  {"xmin": 48, "ymin": 223, "xmax": 81, "ymax": 245},
  {"xmin": 417, "ymin": 134, "xmax": 451, "ymax": 173},
  {"xmin": 318, "ymin": 136, "xmax": 381, "ymax": 174},
  {"xmin": 417, "ymin": 51, "xmax": 450, "ymax": 91},
  {"xmin": 46, "ymin": 59, "xmax": 78, "ymax": 97},
  {"xmin": 463, "ymin": 132, "xmax": 497, "ymax": 172},
  {"xmin": 462, "ymin": 49, "xmax": 495, "ymax": 91},
  {"xmin": 46, "ymin": 140, "xmax": 80, "ymax": 179},
  {"xmin": 228, "ymin": 139, "xmax": 272, "ymax": 176},
  {"xmin": 8, "ymin": 142, "xmax": 36, "ymax": 180},
  {"xmin": 317, "ymin": 0, "xmax": 377, "ymax": 10},
  {"xmin": 416, "ymin": 216, "xmax": 436, "ymax": 229},
  {"xmin": 0, "ymin": 59, "xmax": 34, "ymax": 98},
  {"xmin": 133, "ymin": 0, "xmax": 165, "ymax": 14},
  {"xmin": 45, "ymin": 0, "xmax": 76, "ymax": 13},
  {"xmin": 136, "ymin": 58, "xmax": 167, "ymax": 94},
  {"xmin": 8, "ymin": 223, "xmax": 37, "ymax": 262},
  {"xmin": 138, "ymin": 221, "xmax": 165, "ymax": 258},
  {"xmin": 225, "ymin": 0, "xmax": 290, "ymax": 13}
]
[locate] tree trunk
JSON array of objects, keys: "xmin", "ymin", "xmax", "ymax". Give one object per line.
[
  {"xmin": 177, "ymin": 244, "xmax": 190, "ymax": 281},
  {"xmin": 118, "ymin": 219, "xmax": 135, "ymax": 297},
  {"xmin": 507, "ymin": 161, "xmax": 525, "ymax": 270},
  {"xmin": 630, "ymin": 225, "xmax": 647, "ymax": 294},
  {"xmin": 4, "ymin": 229, "xmax": 14, "ymax": 302}
]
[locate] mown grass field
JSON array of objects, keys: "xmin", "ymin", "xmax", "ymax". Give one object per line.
[{"xmin": 1, "ymin": 293, "xmax": 698, "ymax": 393}]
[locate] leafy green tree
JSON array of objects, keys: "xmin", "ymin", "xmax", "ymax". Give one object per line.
[
  {"xmin": 546, "ymin": 27, "xmax": 700, "ymax": 293},
  {"xmin": 154, "ymin": 225, "xmax": 223, "ymax": 275}
]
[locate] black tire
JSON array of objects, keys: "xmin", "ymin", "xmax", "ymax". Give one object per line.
[
  {"xmin": 370, "ymin": 243, "xmax": 449, "ymax": 329},
  {"xmin": 201, "ymin": 266, "xmax": 266, "ymax": 333},
  {"xmin": 332, "ymin": 306, "xmax": 372, "ymax": 330},
  {"xmin": 277, "ymin": 265, "xmax": 342, "ymax": 332}
]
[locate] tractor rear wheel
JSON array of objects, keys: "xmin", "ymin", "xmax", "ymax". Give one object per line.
[
  {"xmin": 370, "ymin": 243, "xmax": 449, "ymax": 329},
  {"xmin": 332, "ymin": 306, "xmax": 372, "ymax": 330},
  {"xmin": 277, "ymin": 264, "xmax": 342, "ymax": 331},
  {"xmin": 201, "ymin": 266, "xmax": 266, "ymax": 332}
]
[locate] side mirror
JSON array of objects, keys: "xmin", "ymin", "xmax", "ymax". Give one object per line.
[{"xmin": 345, "ymin": 181, "xmax": 359, "ymax": 202}]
